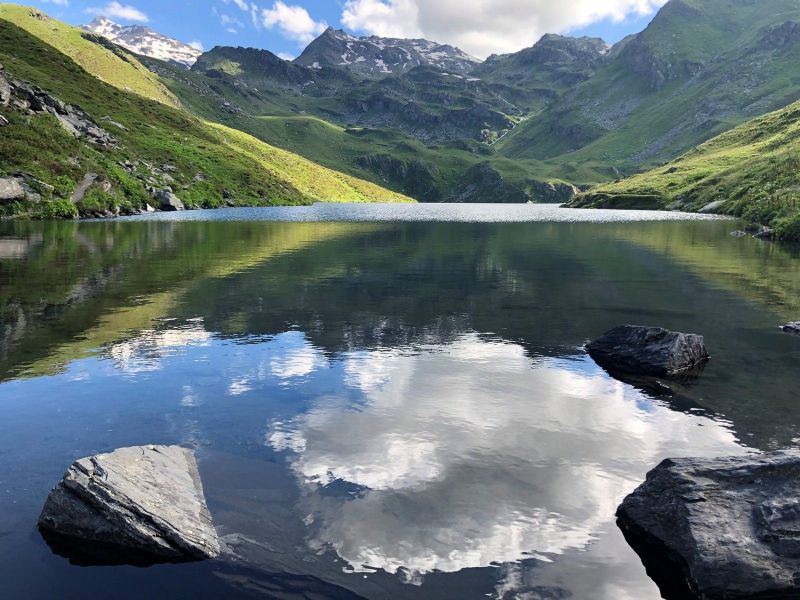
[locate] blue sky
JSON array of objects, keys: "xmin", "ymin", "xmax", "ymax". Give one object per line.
[{"xmin": 29, "ymin": 1, "xmax": 664, "ymax": 59}]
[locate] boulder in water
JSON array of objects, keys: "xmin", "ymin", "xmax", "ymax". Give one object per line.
[
  {"xmin": 617, "ymin": 451, "xmax": 800, "ymax": 599},
  {"xmin": 781, "ymin": 322, "xmax": 800, "ymax": 335},
  {"xmin": 587, "ymin": 325, "xmax": 708, "ymax": 378},
  {"xmin": 38, "ymin": 445, "xmax": 219, "ymax": 563}
]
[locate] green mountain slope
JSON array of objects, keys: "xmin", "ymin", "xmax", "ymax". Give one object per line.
[
  {"xmin": 499, "ymin": 0, "xmax": 800, "ymax": 180},
  {"xmin": 568, "ymin": 98, "xmax": 800, "ymax": 240},
  {"xmin": 145, "ymin": 50, "xmax": 586, "ymax": 203},
  {"xmin": 0, "ymin": 10, "xmax": 411, "ymax": 219},
  {"xmin": 0, "ymin": 4, "xmax": 179, "ymax": 107}
]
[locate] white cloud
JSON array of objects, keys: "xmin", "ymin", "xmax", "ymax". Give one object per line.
[
  {"xmin": 43, "ymin": 0, "xmax": 69, "ymax": 6},
  {"xmin": 189, "ymin": 40, "xmax": 204, "ymax": 51},
  {"xmin": 341, "ymin": 0, "xmax": 668, "ymax": 58},
  {"xmin": 219, "ymin": 12, "xmax": 244, "ymax": 33},
  {"xmin": 277, "ymin": 52, "xmax": 295, "ymax": 60},
  {"xmin": 261, "ymin": 1, "xmax": 327, "ymax": 44},
  {"xmin": 85, "ymin": 1, "xmax": 149, "ymax": 23},
  {"xmin": 223, "ymin": 0, "xmax": 249, "ymax": 10}
]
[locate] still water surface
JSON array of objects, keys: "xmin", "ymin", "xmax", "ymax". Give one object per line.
[{"xmin": 0, "ymin": 205, "xmax": 799, "ymax": 599}]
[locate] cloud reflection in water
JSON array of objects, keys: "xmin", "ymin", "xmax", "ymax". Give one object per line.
[{"xmin": 268, "ymin": 333, "xmax": 746, "ymax": 580}]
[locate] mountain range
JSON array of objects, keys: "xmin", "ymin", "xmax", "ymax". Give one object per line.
[{"xmin": 0, "ymin": 1, "xmax": 799, "ymax": 237}]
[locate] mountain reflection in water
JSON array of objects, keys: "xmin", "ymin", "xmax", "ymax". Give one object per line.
[{"xmin": 0, "ymin": 208, "xmax": 798, "ymax": 600}]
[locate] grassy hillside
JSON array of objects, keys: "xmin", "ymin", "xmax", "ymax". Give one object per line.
[
  {"xmin": 143, "ymin": 54, "xmax": 596, "ymax": 202},
  {"xmin": 498, "ymin": 0, "xmax": 800, "ymax": 182},
  {"xmin": 0, "ymin": 4, "xmax": 179, "ymax": 107},
  {"xmin": 0, "ymin": 14, "xmax": 410, "ymax": 219},
  {"xmin": 568, "ymin": 99, "xmax": 800, "ymax": 240}
]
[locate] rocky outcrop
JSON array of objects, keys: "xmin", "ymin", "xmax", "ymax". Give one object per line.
[
  {"xmin": 448, "ymin": 162, "xmax": 530, "ymax": 203},
  {"xmin": 150, "ymin": 188, "xmax": 185, "ymax": 211},
  {"xmin": 355, "ymin": 154, "xmax": 442, "ymax": 202},
  {"xmin": 587, "ymin": 325, "xmax": 709, "ymax": 378},
  {"xmin": 529, "ymin": 180, "xmax": 578, "ymax": 203},
  {"xmin": 782, "ymin": 321, "xmax": 800, "ymax": 335},
  {"xmin": 0, "ymin": 173, "xmax": 54, "ymax": 203},
  {"xmin": 38, "ymin": 445, "xmax": 219, "ymax": 562},
  {"xmin": 617, "ymin": 451, "xmax": 800, "ymax": 599},
  {"xmin": 0, "ymin": 64, "xmax": 116, "ymax": 147}
]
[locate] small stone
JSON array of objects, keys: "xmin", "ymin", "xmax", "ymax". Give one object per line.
[{"xmin": 0, "ymin": 114, "xmax": 8, "ymax": 127}]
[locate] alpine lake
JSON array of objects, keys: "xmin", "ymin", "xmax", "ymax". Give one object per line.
[{"xmin": 1, "ymin": 204, "xmax": 798, "ymax": 600}]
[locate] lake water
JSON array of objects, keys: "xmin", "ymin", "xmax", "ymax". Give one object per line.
[{"xmin": 1, "ymin": 204, "xmax": 798, "ymax": 599}]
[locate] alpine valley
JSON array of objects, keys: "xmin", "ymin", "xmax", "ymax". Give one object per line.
[{"xmin": 0, "ymin": 0, "xmax": 799, "ymax": 237}]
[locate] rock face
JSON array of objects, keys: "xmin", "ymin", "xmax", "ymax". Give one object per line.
[
  {"xmin": 38, "ymin": 445, "xmax": 220, "ymax": 562},
  {"xmin": 587, "ymin": 325, "xmax": 709, "ymax": 378},
  {"xmin": 0, "ymin": 64, "xmax": 115, "ymax": 147},
  {"xmin": 781, "ymin": 322, "xmax": 800, "ymax": 335},
  {"xmin": 617, "ymin": 451, "xmax": 800, "ymax": 599},
  {"xmin": 294, "ymin": 27, "xmax": 480, "ymax": 79}
]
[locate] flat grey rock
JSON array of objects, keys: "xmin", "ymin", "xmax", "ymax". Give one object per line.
[
  {"xmin": 699, "ymin": 199, "xmax": 726, "ymax": 213},
  {"xmin": 618, "ymin": 451, "xmax": 800, "ymax": 599},
  {"xmin": 587, "ymin": 325, "xmax": 708, "ymax": 378},
  {"xmin": 39, "ymin": 445, "xmax": 220, "ymax": 562}
]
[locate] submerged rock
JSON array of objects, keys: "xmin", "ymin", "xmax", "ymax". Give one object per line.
[
  {"xmin": 617, "ymin": 451, "xmax": 800, "ymax": 599},
  {"xmin": 587, "ymin": 325, "xmax": 708, "ymax": 378},
  {"xmin": 38, "ymin": 445, "xmax": 220, "ymax": 562},
  {"xmin": 781, "ymin": 322, "xmax": 800, "ymax": 335}
]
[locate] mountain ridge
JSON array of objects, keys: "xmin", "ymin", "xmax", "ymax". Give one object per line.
[
  {"xmin": 82, "ymin": 16, "xmax": 202, "ymax": 69},
  {"xmin": 294, "ymin": 27, "xmax": 481, "ymax": 79}
]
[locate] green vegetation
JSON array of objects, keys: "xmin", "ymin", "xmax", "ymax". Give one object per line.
[
  {"xmin": 0, "ymin": 13, "xmax": 410, "ymax": 220},
  {"xmin": 0, "ymin": 4, "xmax": 179, "ymax": 107},
  {"xmin": 569, "ymin": 99, "xmax": 800, "ymax": 240},
  {"xmin": 497, "ymin": 0, "xmax": 800, "ymax": 181}
]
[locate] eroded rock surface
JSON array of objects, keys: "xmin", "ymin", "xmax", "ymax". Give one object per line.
[
  {"xmin": 587, "ymin": 325, "xmax": 708, "ymax": 378},
  {"xmin": 39, "ymin": 445, "xmax": 220, "ymax": 562},
  {"xmin": 618, "ymin": 451, "xmax": 800, "ymax": 599}
]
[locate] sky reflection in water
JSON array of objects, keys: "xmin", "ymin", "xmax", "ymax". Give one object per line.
[{"xmin": 1, "ymin": 214, "xmax": 796, "ymax": 600}]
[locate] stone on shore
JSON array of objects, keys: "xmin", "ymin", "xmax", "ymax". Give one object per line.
[
  {"xmin": 152, "ymin": 188, "xmax": 185, "ymax": 211},
  {"xmin": 617, "ymin": 451, "xmax": 800, "ymax": 599},
  {"xmin": 587, "ymin": 325, "xmax": 708, "ymax": 378},
  {"xmin": 0, "ymin": 177, "xmax": 25, "ymax": 201},
  {"xmin": 38, "ymin": 445, "xmax": 220, "ymax": 562}
]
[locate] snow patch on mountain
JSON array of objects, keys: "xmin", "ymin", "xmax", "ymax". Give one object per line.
[
  {"xmin": 82, "ymin": 17, "xmax": 202, "ymax": 69},
  {"xmin": 295, "ymin": 27, "xmax": 481, "ymax": 79}
]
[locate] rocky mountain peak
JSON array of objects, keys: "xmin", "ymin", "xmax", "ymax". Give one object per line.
[
  {"xmin": 294, "ymin": 28, "xmax": 481, "ymax": 79},
  {"xmin": 82, "ymin": 16, "xmax": 202, "ymax": 69}
]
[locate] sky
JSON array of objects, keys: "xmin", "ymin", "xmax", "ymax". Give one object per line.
[{"xmin": 29, "ymin": 0, "xmax": 668, "ymax": 60}]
